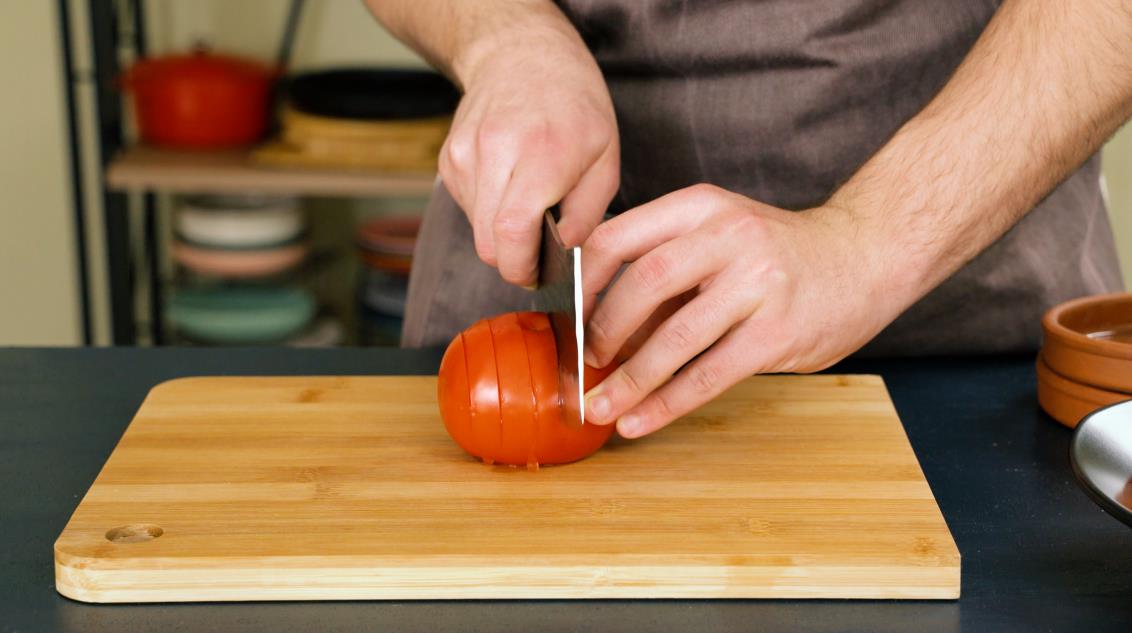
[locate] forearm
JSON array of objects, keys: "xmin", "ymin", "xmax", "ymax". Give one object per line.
[
  {"xmin": 364, "ymin": 0, "xmax": 589, "ymax": 88},
  {"xmin": 830, "ymin": 0, "xmax": 1132, "ymax": 314}
]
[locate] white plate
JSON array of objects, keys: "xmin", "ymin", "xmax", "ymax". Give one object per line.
[{"xmin": 177, "ymin": 196, "xmax": 303, "ymax": 248}]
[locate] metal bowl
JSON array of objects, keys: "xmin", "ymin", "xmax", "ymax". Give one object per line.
[{"xmin": 1071, "ymin": 399, "xmax": 1132, "ymax": 528}]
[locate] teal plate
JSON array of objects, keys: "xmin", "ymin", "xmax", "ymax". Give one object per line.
[{"xmin": 169, "ymin": 286, "xmax": 316, "ymax": 344}]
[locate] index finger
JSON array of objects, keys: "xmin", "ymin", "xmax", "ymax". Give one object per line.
[
  {"xmin": 580, "ymin": 187, "xmax": 719, "ymax": 329},
  {"xmin": 493, "ymin": 154, "xmax": 586, "ymax": 287}
]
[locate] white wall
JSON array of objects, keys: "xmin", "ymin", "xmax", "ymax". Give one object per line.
[
  {"xmin": 1105, "ymin": 126, "xmax": 1132, "ymax": 284},
  {"xmin": 0, "ymin": 1, "xmax": 83, "ymax": 345},
  {"xmin": 144, "ymin": 0, "xmax": 425, "ymax": 70}
]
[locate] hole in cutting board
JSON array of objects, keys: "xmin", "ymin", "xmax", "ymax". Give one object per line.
[{"xmin": 105, "ymin": 524, "xmax": 164, "ymax": 544}]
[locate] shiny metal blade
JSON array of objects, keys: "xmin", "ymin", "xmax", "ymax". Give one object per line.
[{"xmin": 534, "ymin": 209, "xmax": 585, "ymax": 426}]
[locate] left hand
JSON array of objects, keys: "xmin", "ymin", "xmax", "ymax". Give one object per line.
[{"xmin": 580, "ymin": 184, "xmax": 906, "ymax": 438}]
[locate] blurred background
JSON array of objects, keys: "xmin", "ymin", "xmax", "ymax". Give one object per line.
[{"xmin": 1, "ymin": 0, "xmax": 1130, "ymax": 348}]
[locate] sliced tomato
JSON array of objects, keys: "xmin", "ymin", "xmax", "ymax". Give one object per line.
[
  {"xmin": 436, "ymin": 331, "xmax": 471, "ymax": 452},
  {"xmin": 488, "ymin": 312, "xmax": 538, "ymax": 466},
  {"xmin": 438, "ymin": 312, "xmax": 618, "ymax": 467},
  {"xmin": 458, "ymin": 318, "xmax": 501, "ymax": 462},
  {"xmin": 520, "ymin": 312, "xmax": 568, "ymax": 465}
]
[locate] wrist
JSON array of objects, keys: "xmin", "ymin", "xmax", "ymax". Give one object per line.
[
  {"xmin": 451, "ymin": 9, "xmax": 592, "ymax": 90},
  {"xmin": 809, "ymin": 200, "xmax": 923, "ymax": 332}
]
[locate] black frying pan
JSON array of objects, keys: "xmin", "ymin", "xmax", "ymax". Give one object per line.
[
  {"xmin": 283, "ymin": 68, "xmax": 459, "ymax": 120},
  {"xmin": 272, "ymin": 0, "xmax": 459, "ymax": 123}
]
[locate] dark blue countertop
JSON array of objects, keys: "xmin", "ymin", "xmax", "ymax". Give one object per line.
[{"xmin": 2, "ymin": 347, "xmax": 1130, "ymax": 632}]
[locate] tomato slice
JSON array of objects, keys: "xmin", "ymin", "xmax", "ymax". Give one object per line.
[
  {"xmin": 489, "ymin": 312, "xmax": 538, "ymax": 467},
  {"xmin": 518, "ymin": 312, "xmax": 563, "ymax": 466},
  {"xmin": 459, "ymin": 318, "xmax": 502, "ymax": 462},
  {"xmin": 437, "ymin": 331, "xmax": 471, "ymax": 453}
]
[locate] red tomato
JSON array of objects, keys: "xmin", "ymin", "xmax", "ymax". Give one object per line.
[{"xmin": 438, "ymin": 312, "xmax": 617, "ymax": 468}]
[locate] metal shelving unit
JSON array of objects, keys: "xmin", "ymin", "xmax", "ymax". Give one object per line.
[
  {"xmin": 106, "ymin": 146, "xmax": 436, "ymax": 198},
  {"xmin": 74, "ymin": 0, "xmax": 433, "ymax": 345}
]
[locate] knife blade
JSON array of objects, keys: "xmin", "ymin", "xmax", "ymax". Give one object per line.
[{"xmin": 533, "ymin": 209, "xmax": 585, "ymax": 426}]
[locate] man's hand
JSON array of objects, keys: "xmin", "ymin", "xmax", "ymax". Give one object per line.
[
  {"xmin": 366, "ymin": 0, "xmax": 619, "ymax": 287},
  {"xmin": 441, "ymin": 30, "xmax": 619, "ymax": 286},
  {"xmin": 580, "ymin": 185, "xmax": 900, "ymax": 439},
  {"xmin": 581, "ymin": 0, "xmax": 1132, "ymax": 439}
]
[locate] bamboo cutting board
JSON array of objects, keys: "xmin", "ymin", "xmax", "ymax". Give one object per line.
[{"xmin": 54, "ymin": 375, "xmax": 959, "ymax": 602}]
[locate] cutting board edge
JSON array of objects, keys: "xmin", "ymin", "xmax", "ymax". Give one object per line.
[{"xmin": 55, "ymin": 558, "xmax": 960, "ymax": 603}]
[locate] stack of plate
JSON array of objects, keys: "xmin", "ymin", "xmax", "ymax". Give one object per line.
[
  {"xmin": 168, "ymin": 286, "xmax": 316, "ymax": 345},
  {"xmin": 168, "ymin": 195, "xmax": 334, "ymax": 346},
  {"xmin": 356, "ymin": 215, "xmax": 420, "ymax": 346},
  {"xmin": 173, "ymin": 195, "xmax": 308, "ymax": 279},
  {"xmin": 1037, "ymin": 292, "xmax": 1132, "ymax": 427}
]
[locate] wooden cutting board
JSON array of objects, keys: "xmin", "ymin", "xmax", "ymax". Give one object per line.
[{"xmin": 54, "ymin": 375, "xmax": 959, "ymax": 602}]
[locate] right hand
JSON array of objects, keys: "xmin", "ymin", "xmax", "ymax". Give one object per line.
[{"xmin": 441, "ymin": 24, "xmax": 620, "ymax": 287}]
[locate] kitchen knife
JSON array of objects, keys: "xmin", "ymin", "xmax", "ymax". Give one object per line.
[{"xmin": 533, "ymin": 208, "xmax": 585, "ymax": 426}]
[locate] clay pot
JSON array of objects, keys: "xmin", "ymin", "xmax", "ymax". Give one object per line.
[
  {"xmin": 1036, "ymin": 355, "xmax": 1130, "ymax": 428},
  {"xmin": 1042, "ymin": 292, "xmax": 1132, "ymax": 393}
]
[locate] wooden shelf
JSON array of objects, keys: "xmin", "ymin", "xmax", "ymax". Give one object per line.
[{"xmin": 106, "ymin": 146, "xmax": 436, "ymax": 198}]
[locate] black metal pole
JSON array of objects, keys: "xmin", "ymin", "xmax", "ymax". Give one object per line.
[
  {"xmin": 129, "ymin": 0, "xmax": 163, "ymax": 345},
  {"xmin": 57, "ymin": 0, "xmax": 93, "ymax": 345},
  {"xmin": 89, "ymin": 0, "xmax": 135, "ymax": 345}
]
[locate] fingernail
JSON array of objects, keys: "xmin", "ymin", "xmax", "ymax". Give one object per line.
[
  {"xmin": 617, "ymin": 415, "xmax": 642, "ymax": 438},
  {"xmin": 586, "ymin": 392, "xmax": 612, "ymax": 423},
  {"xmin": 522, "ymin": 282, "xmax": 538, "ymax": 291},
  {"xmin": 583, "ymin": 346, "xmax": 598, "ymax": 368}
]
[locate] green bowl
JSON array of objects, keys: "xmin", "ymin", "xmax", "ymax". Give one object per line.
[{"xmin": 169, "ymin": 286, "xmax": 316, "ymax": 344}]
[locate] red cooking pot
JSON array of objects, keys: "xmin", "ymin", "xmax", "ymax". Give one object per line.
[{"xmin": 123, "ymin": 49, "xmax": 275, "ymax": 149}]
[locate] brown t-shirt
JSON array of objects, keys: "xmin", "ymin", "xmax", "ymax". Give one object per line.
[{"xmin": 402, "ymin": 0, "xmax": 1125, "ymax": 354}]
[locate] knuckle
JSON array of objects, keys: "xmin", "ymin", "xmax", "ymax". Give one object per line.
[
  {"xmin": 519, "ymin": 120, "xmax": 556, "ymax": 151},
  {"xmin": 587, "ymin": 311, "xmax": 613, "ymax": 345},
  {"xmin": 685, "ymin": 362, "xmax": 721, "ymax": 396},
  {"xmin": 499, "ymin": 266, "xmax": 532, "ymax": 285},
  {"xmin": 650, "ymin": 390, "xmax": 678, "ymax": 420},
  {"xmin": 699, "ymin": 291, "xmax": 736, "ymax": 323},
  {"xmin": 629, "ymin": 253, "xmax": 672, "ymax": 293},
  {"xmin": 472, "ymin": 233, "xmax": 496, "ymax": 265},
  {"xmin": 444, "ymin": 132, "xmax": 474, "ymax": 169},
  {"xmin": 732, "ymin": 213, "xmax": 768, "ymax": 239},
  {"xmin": 494, "ymin": 211, "xmax": 535, "ymax": 244},
  {"xmin": 658, "ymin": 318, "xmax": 696, "ymax": 353},
  {"xmin": 616, "ymin": 365, "xmax": 645, "ymax": 396},
  {"xmin": 585, "ymin": 222, "xmax": 619, "ymax": 255},
  {"xmin": 682, "ymin": 182, "xmax": 725, "ymax": 208},
  {"xmin": 583, "ymin": 117, "xmax": 614, "ymax": 151},
  {"xmin": 476, "ymin": 120, "xmax": 515, "ymax": 150}
]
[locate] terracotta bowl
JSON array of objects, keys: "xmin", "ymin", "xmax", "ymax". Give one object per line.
[
  {"xmin": 359, "ymin": 250, "xmax": 412, "ymax": 276},
  {"xmin": 173, "ymin": 241, "xmax": 308, "ymax": 279},
  {"xmin": 357, "ymin": 215, "xmax": 421, "ymax": 256},
  {"xmin": 1036, "ymin": 355, "xmax": 1130, "ymax": 428},
  {"xmin": 1042, "ymin": 292, "xmax": 1132, "ymax": 393}
]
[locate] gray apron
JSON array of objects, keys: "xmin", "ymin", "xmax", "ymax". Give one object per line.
[{"xmin": 403, "ymin": 0, "xmax": 1124, "ymax": 355}]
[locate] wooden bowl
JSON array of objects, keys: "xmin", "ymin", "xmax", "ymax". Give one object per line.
[
  {"xmin": 1036, "ymin": 355, "xmax": 1130, "ymax": 428},
  {"xmin": 1042, "ymin": 293, "xmax": 1132, "ymax": 393}
]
